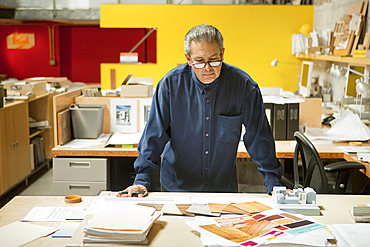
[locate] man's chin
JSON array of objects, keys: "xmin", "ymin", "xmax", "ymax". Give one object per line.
[{"xmin": 201, "ymin": 76, "xmax": 216, "ymax": 84}]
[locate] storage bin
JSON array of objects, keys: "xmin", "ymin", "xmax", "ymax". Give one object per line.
[{"xmin": 70, "ymin": 104, "xmax": 106, "ymax": 139}]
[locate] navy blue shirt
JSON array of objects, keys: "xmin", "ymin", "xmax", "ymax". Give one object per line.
[{"xmin": 133, "ymin": 63, "xmax": 283, "ymax": 194}]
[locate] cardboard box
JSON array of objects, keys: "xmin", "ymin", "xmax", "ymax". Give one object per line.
[
  {"xmin": 120, "ymin": 77, "xmax": 153, "ymax": 98},
  {"xmin": 121, "ymin": 85, "xmax": 153, "ymax": 98},
  {"xmin": 299, "ymin": 98, "xmax": 322, "ymax": 128},
  {"xmin": 3, "ymin": 80, "xmax": 47, "ymax": 96}
]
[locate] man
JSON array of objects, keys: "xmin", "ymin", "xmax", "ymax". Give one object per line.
[{"xmin": 119, "ymin": 24, "xmax": 283, "ymax": 197}]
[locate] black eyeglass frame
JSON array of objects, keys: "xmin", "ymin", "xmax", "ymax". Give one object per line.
[{"xmin": 190, "ymin": 54, "xmax": 223, "ymax": 69}]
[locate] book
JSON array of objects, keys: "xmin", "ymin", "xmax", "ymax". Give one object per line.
[
  {"xmin": 29, "ymin": 120, "xmax": 49, "ymax": 128},
  {"xmin": 352, "ymin": 203, "xmax": 370, "ymax": 222},
  {"xmin": 30, "ymin": 136, "xmax": 44, "ymax": 166},
  {"xmin": 30, "ymin": 143, "xmax": 35, "ymax": 171}
]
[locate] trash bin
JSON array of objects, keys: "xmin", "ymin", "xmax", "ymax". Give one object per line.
[{"xmin": 69, "ymin": 104, "xmax": 106, "ymax": 139}]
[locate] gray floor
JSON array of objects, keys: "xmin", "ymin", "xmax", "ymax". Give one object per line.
[{"xmin": 19, "ymin": 168, "xmax": 54, "ymax": 196}]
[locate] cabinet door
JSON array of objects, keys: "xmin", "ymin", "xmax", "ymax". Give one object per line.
[{"xmin": 0, "ymin": 104, "xmax": 30, "ymax": 193}]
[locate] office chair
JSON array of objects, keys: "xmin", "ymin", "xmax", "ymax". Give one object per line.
[{"xmin": 292, "ymin": 131, "xmax": 367, "ymax": 194}]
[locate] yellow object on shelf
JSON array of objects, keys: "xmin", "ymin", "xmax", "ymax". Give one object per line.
[{"xmin": 353, "ymin": 50, "xmax": 370, "ymax": 58}]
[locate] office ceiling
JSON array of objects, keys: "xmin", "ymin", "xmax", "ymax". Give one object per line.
[{"xmin": 0, "ymin": 0, "xmax": 313, "ymax": 25}]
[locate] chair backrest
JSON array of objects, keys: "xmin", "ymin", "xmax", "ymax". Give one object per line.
[{"xmin": 293, "ymin": 131, "xmax": 330, "ymax": 193}]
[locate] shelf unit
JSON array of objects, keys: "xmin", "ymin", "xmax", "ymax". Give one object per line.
[
  {"xmin": 0, "ymin": 93, "xmax": 56, "ymax": 207},
  {"xmin": 295, "ymin": 54, "xmax": 370, "ymax": 65}
]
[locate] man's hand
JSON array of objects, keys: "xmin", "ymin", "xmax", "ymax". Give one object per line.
[
  {"xmin": 116, "ymin": 185, "xmax": 148, "ymax": 198},
  {"xmin": 270, "ymin": 189, "xmax": 294, "ymax": 196}
]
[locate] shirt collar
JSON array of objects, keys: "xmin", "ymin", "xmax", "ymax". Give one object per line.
[{"xmin": 190, "ymin": 64, "xmax": 223, "ymax": 92}]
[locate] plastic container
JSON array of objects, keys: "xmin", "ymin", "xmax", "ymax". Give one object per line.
[{"xmin": 69, "ymin": 104, "xmax": 106, "ymax": 139}]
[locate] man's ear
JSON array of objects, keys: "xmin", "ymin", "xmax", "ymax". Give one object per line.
[
  {"xmin": 185, "ymin": 53, "xmax": 192, "ymax": 66},
  {"xmin": 221, "ymin": 48, "xmax": 225, "ymax": 61}
]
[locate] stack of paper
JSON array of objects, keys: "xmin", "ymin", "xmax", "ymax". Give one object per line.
[
  {"xmin": 351, "ymin": 203, "xmax": 370, "ymax": 223},
  {"xmin": 305, "ymin": 109, "xmax": 370, "ymax": 141},
  {"xmin": 83, "ymin": 204, "xmax": 162, "ymax": 244}
]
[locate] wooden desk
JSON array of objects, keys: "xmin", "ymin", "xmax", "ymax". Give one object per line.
[
  {"xmin": 51, "ymin": 140, "xmax": 370, "ymax": 191},
  {"xmin": 344, "ymin": 153, "xmax": 370, "ymax": 178},
  {"xmin": 52, "ymin": 140, "xmax": 344, "ymax": 159},
  {"xmin": 1, "ymin": 193, "xmax": 369, "ymax": 247}
]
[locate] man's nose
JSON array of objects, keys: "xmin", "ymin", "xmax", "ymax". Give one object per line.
[{"xmin": 204, "ymin": 62, "xmax": 212, "ymax": 70}]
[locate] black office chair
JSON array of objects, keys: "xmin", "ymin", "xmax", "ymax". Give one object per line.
[{"xmin": 292, "ymin": 131, "xmax": 367, "ymax": 194}]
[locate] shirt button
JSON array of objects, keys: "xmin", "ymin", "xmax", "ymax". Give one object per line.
[
  {"xmin": 206, "ymin": 116, "xmax": 209, "ymax": 120},
  {"xmin": 205, "ymin": 150, "xmax": 209, "ymax": 155},
  {"xmin": 205, "ymin": 133, "xmax": 209, "ymax": 137}
]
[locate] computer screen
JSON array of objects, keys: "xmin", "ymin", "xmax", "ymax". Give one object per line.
[
  {"xmin": 299, "ymin": 61, "xmax": 313, "ymax": 97},
  {"xmin": 346, "ymin": 65, "xmax": 365, "ymax": 97}
]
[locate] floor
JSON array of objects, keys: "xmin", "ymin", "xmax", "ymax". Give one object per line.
[{"xmin": 19, "ymin": 168, "xmax": 54, "ymax": 196}]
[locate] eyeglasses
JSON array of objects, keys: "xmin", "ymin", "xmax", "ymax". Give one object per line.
[{"xmin": 192, "ymin": 60, "xmax": 222, "ymax": 69}]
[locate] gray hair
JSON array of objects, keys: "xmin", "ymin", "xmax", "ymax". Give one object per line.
[{"xmin": 184, "ymin": 24, "xmax": 224, "ymax": 56}]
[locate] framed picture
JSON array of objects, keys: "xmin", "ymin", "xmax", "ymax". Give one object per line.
[
  {"xmin": 110, "ymin": 98, "xmax": 138, "ymax": 133},
  {"xmin": 139, "ymin": 98, "xmax": 152, "ymax": 132}
]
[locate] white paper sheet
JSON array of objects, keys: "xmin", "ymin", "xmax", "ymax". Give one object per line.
[
  {"xmin": 104, "ymin": 132, "xmax": 142, "ymax": 147},
  {"xmin": 22, "ymin": 207, "xmax": 90, "ymax": 222},
  {"xmin": 52, "ymin": 222, "xmax": 81, "ymax": 238},
  {"xmin": 0, "ymin": 221, "xmax": 57, "ymax": 247},
  {"xmin": 329, "ymin": 224, "xmax": 370, "ymax": 247},
  {"xmin": 62, "ymin": 133, "xmax": 110, "ymax": 148},
  {"xmin": 89, "ymin": 196, "xmax": 192, "ymax": 214},
  {"xmin": 305, "ymin": 109, "xmax": 370, "ymax": 141},
  {"xmin": 266, "ymin": 228, "xmax": 333, "ymax": 246},
  {"xmin": 88, "ymin": 204, "xmax": 156, "ymax": 231},
  {"xmin": 262, "ymin": 95, "xmax": 305, "ymax": 104},
  {"xmin": 337, "ymin": 146, "xmax": 370, "ymax": 154},
  {"xmin": 357, "ymin": 152, "xmax": 370, "ymax": 162}
]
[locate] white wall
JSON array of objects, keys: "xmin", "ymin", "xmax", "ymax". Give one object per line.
[{"xmin": 313, "ymin": 0, "xmax": 369, "ymax": 102}]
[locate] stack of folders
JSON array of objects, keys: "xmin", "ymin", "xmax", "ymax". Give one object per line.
[
  {"xmin": 83, "ymin": 204, "xmax": 162, "ymax": 244},
  {"xmin": 352, "ymin": 203, "xmax": 370, "ymax": 223}
]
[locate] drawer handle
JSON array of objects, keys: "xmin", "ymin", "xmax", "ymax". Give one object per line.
[
  {"xmin": 69, "ymin": 184, "xmax": 90, "ymax": 190},
  {"xmin": 69, "ymin": 162, "xmax": 90, "ymax": 168},
  {"xmin": 10, "ymin": 85, "xmax": 21, "ymax": 90}
]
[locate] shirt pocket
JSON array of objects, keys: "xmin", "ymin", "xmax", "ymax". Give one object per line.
[{"xmin": 218, "ymin": 114, "xmax": 242, "ymax": 144}]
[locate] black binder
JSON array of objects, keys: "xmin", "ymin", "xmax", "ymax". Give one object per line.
[
  {"xmin": 272, "ymin": 104, "xmax": 287, "ymax": 140},
  {"xmin": 286, "ymin": 103, "xmax": 300, "ymax": 140}
]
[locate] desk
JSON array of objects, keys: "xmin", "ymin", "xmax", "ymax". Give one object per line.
[
  {"xmin": 1, "ymin": 192, "xmax": 369, "ymax": 247},
  {"xmin": 51, "ymin": 140, "xmax": 370, "ymax": 195},
  {"xmin": 52, "ymin": 140, "xmax": 345, "ymax": 159}
]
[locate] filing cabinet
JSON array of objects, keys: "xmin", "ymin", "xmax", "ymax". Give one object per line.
[{"xmin": 53, "ymin": 157, "xmax": 107, "ymax": 196}]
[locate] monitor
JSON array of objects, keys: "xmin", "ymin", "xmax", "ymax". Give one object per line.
[
  {"xmin": 299, "ymin": 61, "xmax": 313, "ymax": 97},
  {"xmin": 346, "ymin": 64, "xmax": 365, "ymax": 97}
]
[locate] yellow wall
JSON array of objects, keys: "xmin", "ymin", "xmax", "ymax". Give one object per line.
[{"xmin": 100, "ymin": 4, "xmax": 313, "ymax": 92}]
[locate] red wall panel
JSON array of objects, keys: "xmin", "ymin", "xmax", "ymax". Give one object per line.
[
  {"xmin": 0, "ymin": 24, "xmax": 61, "ymax": 80},
  {"xmin": 0, "ymin": 24, "xmax": 156, "ymax": 83}
]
